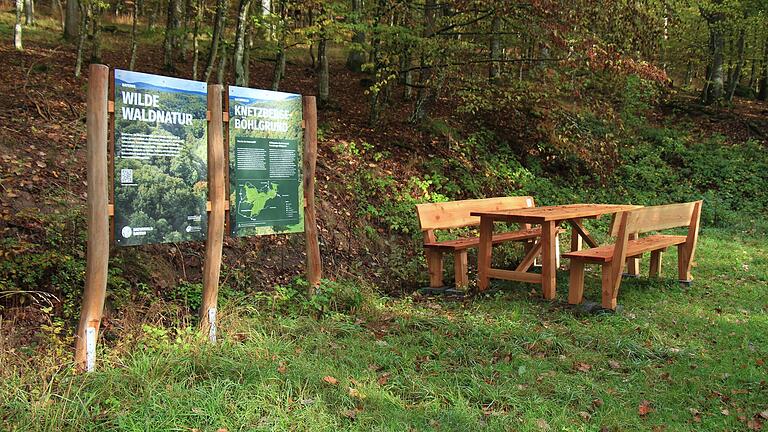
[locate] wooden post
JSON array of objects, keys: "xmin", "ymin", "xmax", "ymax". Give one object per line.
[
  {"xmin": 540, "ymin": 221, "xmax": 557, "ymax": 300},
  {"xmin": 200, "ymin": 84, "xmax": 225, "ymax": 342},
  {"xmin": 75, "ymin": 64, "xmax": 110, "ymax": 372},
  {"xmin": 302, "ymin": 96, "xmax": 322, "ymax": 292},
  {"xmin": 477, "ymin": 217, "xmax": 493, "ymax": 291}
]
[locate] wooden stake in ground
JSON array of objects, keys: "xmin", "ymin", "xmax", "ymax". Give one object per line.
[
  {"xmin": 302, "ymin": 96, "xmax": 321, "ymax": 292},
  {"xmin": 200, "ymin": 84, "xmax": 225, "ymax": 342},
  {"xmin": 75, "ymin": 64, "xmax": 110, "ymax": 372}
]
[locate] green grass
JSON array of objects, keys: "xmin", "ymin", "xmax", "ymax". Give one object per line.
[{"xmin": 2, "ymin": 228, "xmax": 767, "ymax": 431}]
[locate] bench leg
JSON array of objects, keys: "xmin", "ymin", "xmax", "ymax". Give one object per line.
[
  {"xmin": 625, "ymin": 233, "xmax": 640, "ymax": 276},
  {"xmin": 601, "ymin": 263, "xmax": 619, "ymax": 310},
  {"xmin": 478, "ymin": 217, "xmax": 494, "ymax": 291},
  {"xmin": 649, "ymin": 250, "xmax": 663, "ymax": 277},
  {"xmin": 453, "ymin": 250, "xmax": 469, "ymax": 289},
  {"xmin": 541, "ymin": 221, "xmax": 558, "ymax": 300},
  {"xmin": 426, "ymin": 250, "xmax": 444, "ymax": 288},
  {"xmin": 677, "ymin": 243, "xmax": 693, "ymax": 282},
  {"xmin": 568, "ymin": 260, "xmax": 585, "ymax": 305}
]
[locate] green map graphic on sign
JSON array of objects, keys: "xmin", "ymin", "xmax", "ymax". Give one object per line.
[
  {"xmin": 113, "ymin": 69, "xmax": 208, "ymax": 246},
  {"xmin": 228, "ymin": 86, "xmax": 303, "ymax": 237}
]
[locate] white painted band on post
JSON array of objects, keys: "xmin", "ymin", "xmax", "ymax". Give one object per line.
[
  {"xmin": 208, "ymin": 308, "xmax": 217, "ymax": 343},
  {"xmin": 86, "ymin": 327, "xmax": 96, "ymax": 372}
]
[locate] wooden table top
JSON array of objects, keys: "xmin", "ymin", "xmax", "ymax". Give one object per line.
[{"xmin": 471, "ymin": 204, "xmax": 642, "ymax": 223}]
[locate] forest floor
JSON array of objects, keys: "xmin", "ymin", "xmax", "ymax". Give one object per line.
[{"xmin": 2, "ymin": 10, "xmax": 768, "ymax": 432}]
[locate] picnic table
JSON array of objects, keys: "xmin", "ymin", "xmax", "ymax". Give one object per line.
[{"xmin": 471, "ymin": 204, "xmax": 641, "ymax": 299}]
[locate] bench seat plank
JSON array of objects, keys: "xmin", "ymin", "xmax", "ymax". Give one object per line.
[
  {"xmin": 562, "ymin": 234, "xmax": 686, "ymax": 263},
  {"xmin": 424, "ymin": 228, "xmax": 542, "ymax": 251}
]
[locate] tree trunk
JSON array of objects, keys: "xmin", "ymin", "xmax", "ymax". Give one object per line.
[
  {"xmin": 191, "ymin": 0, "xmax": 203, "ymax": 80},
  {"xmin": 204, "ymin": 0, "xmax": 226, "ymax": 82},
  {"xmin": 217, "ymin": 40, "xmax": 228, "ymax": 84},
  {"xmin": 271, "ymin": 40, "xmax": 285, "ymax": 90},
  {"xmin": 24, "ymin": 0, "xmax": 34, "ymax": 26},
  {"xmin": 489, "ymin": 13, "xmax": 501, "ymax": 81},
  {"xmin": 163, "ymin": 0, "xmax": 179, "ymax": 71},
  {"xmin": 53, "ymin": 0, "xmax": 65, "ymax": 29},
  {"xmin": 262, "ymin": 0, "xmax": 272, "ymax": 40},
  {"xmin": 703, "ymin": 24, "xmax": 725, "ymax": 105},
  {"xmin": 14, "ymin": 0, "xmax": 23, "ymax": 51},
  {"xmin": 148, "ymin": 0, "xmax": 161, "ymax": 30},
  {"xmin": 129, "ymin": 0, "xmax": 139, "ymax": 70},
  {"xmin": 758, "ymin": 37, "xmax": 768, "ymax": 101},
  {"xmin": 346, "ymin": 0, "xmax": 365, "ymax": 72},
  {"xmin": 74, "ymin": 1, "xmax": 88, "ymax": 77},
  {"xmin": 90, "ymin": 2, "xmax": 102, "ymax": 63},
  {"xmin": 64, "ymin": 0, "xmax": 79, "ymax": 40},
  {"xmin": 243, "ymin": 23, "xmax": 252, "ymax": 85},
  {"xmin": 726, "ymin": 28, "xmax": 745, "ymax": 102},
  {"xmin": 233, "ymin": 0, "xmax": 253, "ymax": 85},
  {"xmin": 318, "ymin": 35, "xmax": 329, "ymax": 104},
  {"xmin": 409, "ymin": 0, "xmax": 437, "ymax": 123}
]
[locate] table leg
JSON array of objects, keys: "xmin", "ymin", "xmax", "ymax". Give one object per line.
[
  {"xmin": 478, "ymin": 217, "xmax": 494, "ymax": 291},
  {"xmin": 541, "ymin": 221, "xmax": 558, "ymax": 299},
  {"xmin": 570, "ymin": 218, "xmax": 583, "ymax": 252}
]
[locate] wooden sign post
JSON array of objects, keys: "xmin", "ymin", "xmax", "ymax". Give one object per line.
[
  {"xmin": 200, "ymin": 84, "xmax": 225, "ymax": 341},
  {"xmin": 75, "ymin": 64, "xmax": 110, "ymax": 371},
  {"xmin": 77, "ymin": 67, "xmax": 323, "ymax": 367},
  {"xmin": 302, "ymin": 96, "xmax": 322, "ymax": 292}
]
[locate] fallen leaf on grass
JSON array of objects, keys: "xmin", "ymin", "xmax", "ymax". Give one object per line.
[
  {"xmin": 608, "ymin": 360, "xmax": 621, "ymax": 370},
  {"xmin": 689, "ymin": 408, "xmax": 702, "ymax": 423},
  {"xmin": 536, "ymin": 418, "xmax": 550, "ymax": 431},
  {"xmin": 323, "ymin": 376, "xmax": 339, "ymax": 385},
  {"xmin": 760, "ymin": 410, "xmax": 768, "ymax": 420},
  {"xmin": 722, "ymin": 408, "xmax": 730, "ymax": 415},
  {"xmin": 578, "ymin": 411, "xmax": 591, "ymax": 421},
  {"xmin": 574, "ymin": 362, "xmax": 592, "ymax": 372},
  {"xmin": 377, "ymin": 372, "xmax": 390, "ymax": 385},
  {"xmin": 277, "ymin": 362, "xmax": 287, "ymax": 374},
  {"xmin": 748, "ymin": 418, "xmax": 763, "ymax": 430},
  {"xmin": 639, "ymin": 400, "xmax": 654, "ymax": 417}
]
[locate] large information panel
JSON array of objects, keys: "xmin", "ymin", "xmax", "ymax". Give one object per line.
[
  {"xmin": 228, "ymin": 86, "xmax": 304, "ymax": 237},
  {"xmin": 114, "ymin": 69, "xmax": 208, "ymax": 246}
]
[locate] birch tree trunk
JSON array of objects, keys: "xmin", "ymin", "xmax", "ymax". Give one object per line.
[
  {"xmin": 233, "ymin": 0, "xmax": 253, "ymax": 86},
  {"xmin": 204, "ymin": 0, "xmax": 227, "ymax": 82},
  {"xmin": 14, "ymin": 0, "xmax": 23, "ymax": 51},
  {"xmin": 64, "ymin": 0, "xmax": 79, "ymax": 40},
  {"xmin": 129, "ymin": 0, "xmax": 139, "ymax": 70}
]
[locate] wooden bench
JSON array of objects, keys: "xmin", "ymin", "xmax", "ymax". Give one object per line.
[
  {"xmin": 416, "ymin": 197, "xmax": 543, "ymax": 289},
  {"xmin": 563, "ymin": 201, "xmax": 702, "ymax": 310}
]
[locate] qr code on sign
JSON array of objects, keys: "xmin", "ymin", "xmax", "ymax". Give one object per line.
[{"xmin": 120, "ymin": 169, "xmax": 133, "ymax": 184}]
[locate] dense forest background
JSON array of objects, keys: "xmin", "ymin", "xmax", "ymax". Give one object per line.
[{"xmin": 1, "ymin": 0, "xmax": 767, "ymax": 339}]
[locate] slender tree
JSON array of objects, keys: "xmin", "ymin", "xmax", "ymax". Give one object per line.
[
  {"xmin": 14, "ymin": 0, "xmax": 23, "ymax": 51},
  {"xmin": 129, "ymin": 0, "xmax": 139, "ymax": 70},
  {"xmin": 65, "ymin": 0, "xmax": 79, "ymax": 40},
  {"xmin": 204, "ymin": 0, "xmax": 227, "ymax": 81},
  {"xmin": 233, "ymin": 0, "xmax": 253, "ymax": 85}
]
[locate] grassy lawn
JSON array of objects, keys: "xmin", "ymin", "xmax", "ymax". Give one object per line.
[{"xmin": 2, "ymin": 228, "xmax": 766, "ymax": 431}]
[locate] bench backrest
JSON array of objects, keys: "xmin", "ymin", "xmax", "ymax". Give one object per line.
[
  {"xmin": 608, "ymin": 200, "xmax": 702, "ymax": 290},
  {"xmin": 609, "ymin": 201, "xmax": 702, "ymax": 237},
  {"xmin": 416, "ymin": 196, "xmax": 535, "ymax": 231}
]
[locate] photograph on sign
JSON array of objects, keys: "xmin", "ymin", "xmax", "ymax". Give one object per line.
[
  {"xmin": 228, "ymin": 86, "xmax": 304, "ymax": 237},
  {"xmin": 113, "ymin": 69, "xmax": 208, "ymax": 246}
]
